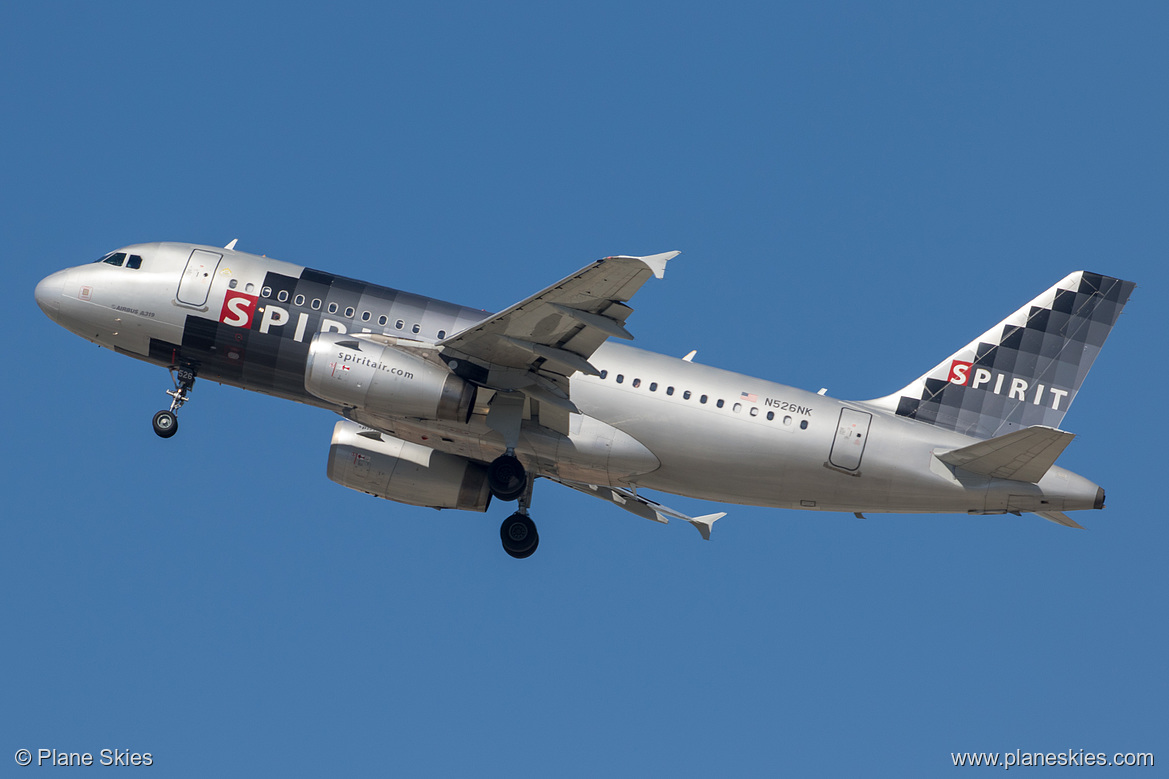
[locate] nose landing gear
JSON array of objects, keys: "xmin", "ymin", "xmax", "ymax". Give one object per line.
[
  {"xmin": 152, "ymin": 409, "xmax": 178, "ymax": 438},
  {"xmin": 153, "ymin": 366, "xmax": 196, "ymax": 439}
]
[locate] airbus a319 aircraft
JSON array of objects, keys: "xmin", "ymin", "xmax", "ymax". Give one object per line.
[{"xmin": 35, "ymin": 242, "xmax": 1134, "ymax": 558}]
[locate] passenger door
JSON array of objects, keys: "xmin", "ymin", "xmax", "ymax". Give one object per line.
[{"xmin": 176, "ymin": 249, "xmax": 222, "ymax": 307}]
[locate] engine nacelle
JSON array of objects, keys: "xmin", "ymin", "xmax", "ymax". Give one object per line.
[
  {"xmin": 327, "ymin": 421, "xmax": 491, "ymax": 511},
  {"xmin": 305, "ymin": 333, "xmax": 475, "ymax": 422}
]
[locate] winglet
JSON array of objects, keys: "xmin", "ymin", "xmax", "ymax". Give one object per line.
[
  {"xmin": 608, "ymin": 250, "xmax": 680, "ymax": 280},
  {"xmin": 224, "ymin": 238, "xmax": 238, "ymax": 250},
  {"xmin": 685, "ymin": 512, "xmax": 726, "ymax": 541},
  {"xmin": 642, "ymin": 250, "xmax": 679, "ymax": 279}
]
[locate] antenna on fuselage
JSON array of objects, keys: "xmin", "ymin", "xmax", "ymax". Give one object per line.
[
  {"xmin": 224, "ymin": 239, "xmax": 238, "ymax": 250},
  {"xmin": 683, "ymin": 350, "xmax": 697, "ymax": 362}
]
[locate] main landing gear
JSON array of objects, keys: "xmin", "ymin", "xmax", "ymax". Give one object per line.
[
  {"xmin": 487, "ymin": 453, "xmax": 527, "ymax": 501},
  {"xmin": 489, "ymin": 451, "xmax": 538, "ymax": 559},
  {"xmin": 500, "ymin": 512, "xmax": 538, "ymax": 559},
  {"xmin": 152, "ymin": 366, "xmax": 196, "ymax": 439}
]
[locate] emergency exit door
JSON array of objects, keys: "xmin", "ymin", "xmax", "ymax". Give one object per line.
[
  {"xmin": 829, "ymin": 408, "xmax": 872, "ymax": 471},
  {"xmin": 176, "ymin": 249, "xmax": 222, "ymax": 306}
]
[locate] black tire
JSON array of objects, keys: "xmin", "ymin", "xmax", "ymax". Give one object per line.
[
  {"xmin": 487, "ymin": 454, "xmax": 527, "ymax": 502},
  {"xmin": 504, "ymin": 531, "xmax": 539, "ymax": 559},
  {"xmin": 152, "ymin": 410, "xmax": 178, "ymax": 438},
  {"xmin": 500, "ymin": 513, "xmax": 538, "ymax": 557}
]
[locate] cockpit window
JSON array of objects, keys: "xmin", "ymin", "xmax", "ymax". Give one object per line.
[
  {"xmin": 126, "ymin": 254, "xmax": 142, "ymax": 269},
  {"xmin": 103, "ymin": 252, "xmax": 127, "ymax": 267}
]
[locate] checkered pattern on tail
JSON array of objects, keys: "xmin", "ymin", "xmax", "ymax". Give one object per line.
[{"xmin": 866, "ymin": 272, "xmax": 1135, "ymax": 439}]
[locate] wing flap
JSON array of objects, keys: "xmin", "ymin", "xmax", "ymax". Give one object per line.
[
  {"xmin": 937, "ymin": 425, "xmax": 1075, "ymax": 483},
  {"xmin": 548, "ymin": 303, "xmax": 634, "ymax": 340}
]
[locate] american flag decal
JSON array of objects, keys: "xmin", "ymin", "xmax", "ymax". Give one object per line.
[{"xmin": 741, "ymin": 392, "xmax": 758, "ymax": 402}]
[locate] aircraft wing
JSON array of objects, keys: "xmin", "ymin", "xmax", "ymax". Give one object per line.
[
  {"xmin": 439, "ymin": 253, "xmax": 678, "ymax": 426},
  {"xmin": 1035, "ymin": 510, "xmax": 1085, "ymax": 529},
  {"xmin": 550, "ymin": 477, "xmax": 725, "ymax": 540}
]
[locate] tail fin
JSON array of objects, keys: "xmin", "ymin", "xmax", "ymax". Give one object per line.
[{"xmin": 867, "ymin": 271, "xmax": 1135, "ymax": 438}]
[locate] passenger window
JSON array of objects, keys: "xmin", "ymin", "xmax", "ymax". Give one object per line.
[
  {"xmin": 649, "ymin": 382, "xmax": 658, "ymax": 392},
  {"xmin": 700, "ymin": 395, "xmax": 708, "ymax": 404},
  {"xmin": 632, "ymin": 378, "xmax": 641, "ymax": 388},
  {"xmin": 412, "ymin": 324, "xmax": 420, "ymax": 334},
  {"xmin": 311, "ymin": 298, "xmax": 322, "ymax": 310},
  {"xmin": 245, "ymin": 283, "xmax": 255, "ymax": 293},
  {"xmin": 716, "ymin": 399, "xmax": 725, "ymax": 408},
  {"xmin": 437, "ymin": 330, "xmax": 446, "ymax": 339},
  {"xmin": 228, "ymin": 279, "xmax": 238, "ymax": 289},
  {"xmin": 361, "ymin": 311, "xmax": 371, "ymax": 322},
  {"xmin": 261, "ymin": 286, "xmax": 272, "ymax": 298},
  {"xmin": 396, "ymin": 320, "xmax": 404, "ymax": 330},
  {"xmin": 295, "ymin": 294, "xmax": 305, "ymax": 306},
  {"xmin": 684, "ymin": 391, "xmax": 691, "ymax": 400},
  {"xmin": 800, "ymin": 420, "xmax": 808, "ymax": 430},
  {"xmin": 749, "ymin": 407, "xmax": 758, "ymax": 417},
  {"xmin": 126, "ymin": 255, "xmax": 142, "ymax": 269},
  {"xmin": 666, "ymin": 386, "xmax": 674, "ymax": 396},
  {"xmin": 277, "ymin": 290, "xmax": 289, "ymax": 302},
  {"xmin": 378, "ymin": 315, "xmax": 388, "ymax": 326},
  {"xmin": 616, "ymin": 374, "xmax": 624, "ymax": 384},
  {"xmin": 344, "ymin": 306, "xmax": 355, "ymax": 318},
  {"xmin": 328, "ymin": 302, "xmax": 338, "ymax": 314},
  {"xmin": 767, "ymin": 411, "xmax": 775, "ymax": 421},
  {"xmin": 785, "ymin": 415, "xmax": 793, "ymax": 426},
  {"xmin": 600, "ymin": 370, "xmax": 608, "ymax": 379},
  {"xmin": 733, "ymin": 403, "xmax": 742, "ymax": 413}
]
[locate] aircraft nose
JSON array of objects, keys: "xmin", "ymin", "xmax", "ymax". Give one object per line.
[{"xmin": 35, "ymin": 271, "xmax": 65, "ymax": 321}]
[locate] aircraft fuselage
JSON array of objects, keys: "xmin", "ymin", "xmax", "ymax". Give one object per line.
[{"xmin": 35, "ymin": 242, "xmax": 1105, "ymax": 523}]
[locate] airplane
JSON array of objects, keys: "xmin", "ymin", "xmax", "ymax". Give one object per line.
[{"xmin": 34, "ymin": 242, "xmax": 1135, "ymax": 558}]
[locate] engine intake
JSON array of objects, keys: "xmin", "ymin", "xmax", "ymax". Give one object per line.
[
  {"xmin": 327, "ymin": 421, "xmax": 491, "ymax": 511},
  {"xmin": 306, "ymin": 333, "xmax": 475, "ymax": 421}
]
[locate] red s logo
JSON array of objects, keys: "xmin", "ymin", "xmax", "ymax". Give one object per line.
[
  {"xmin": 947, "ymin": 360, "xmax": 973, "ymax": 385},
  {"xmin": 220, "ymin": 290, "xmax": 258, "ymax": 328}
]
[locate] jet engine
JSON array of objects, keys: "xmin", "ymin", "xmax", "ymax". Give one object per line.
[
  {"xmin": 305, "ymin": 333, "xmax": 476, "ymax": 422},
  {"xmin": 327, "ymin": 420, "xmax": 491, "ymax": 511}
]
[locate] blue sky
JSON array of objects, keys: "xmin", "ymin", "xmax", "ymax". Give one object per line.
[{"xmin": 3, "ymin": 2, "xmax": 1165, "ymax": 775}]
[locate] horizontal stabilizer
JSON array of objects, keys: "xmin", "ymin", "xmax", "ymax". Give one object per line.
[
  {"xmin": 937, "ymin": 425, "xmax": 1075, "ymax": 483},
  {"xmin": 551, "ymin": 478, "xmax": 725, "ymax": 540},
  {"xmin": 1035, "ymin": 510, "xmax": 1084, "ymax": 529}
]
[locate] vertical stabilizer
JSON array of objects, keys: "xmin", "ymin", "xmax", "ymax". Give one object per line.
[{"xmin": 866, "ymin": 272, "xmax": 1135, "ymax": 438}]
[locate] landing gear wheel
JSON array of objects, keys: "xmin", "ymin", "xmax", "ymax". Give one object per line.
[
  {"xmin": 506, "ymin": 533, "xmax": 539, "ymax": 559},
  {"xmin": 500, "ymin": 513, "xmax": 539, "ymax": 558},
  {"xmin": 488, "ymin": 454, "xmax": 528, "ymax": 502},
  {"xmin": 152, "ymin": 410, "xmax": 178, "ymax": 438}
]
